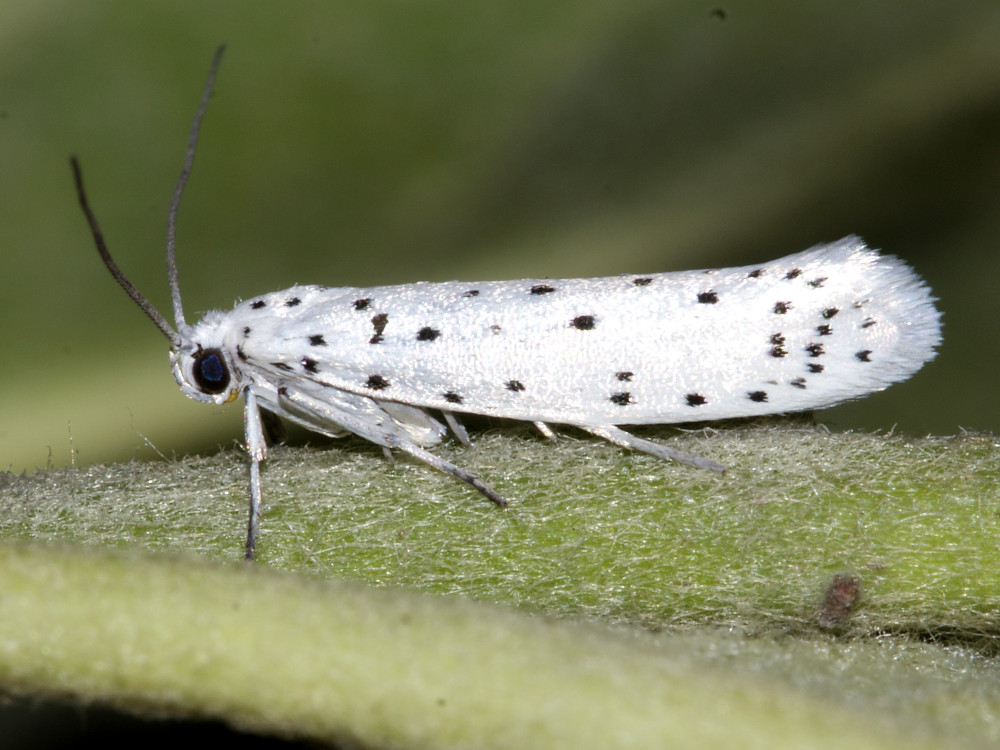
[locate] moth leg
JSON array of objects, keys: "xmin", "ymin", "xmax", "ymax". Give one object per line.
[
  {"xmin": 274, "ymin": 385, "xmax": 506, "ymax": 508},
  {"xmin": 583, "ymin": 424, "xmax": 726, "ymax": 474},
  {"xmin": 382, "ymin": 447, "xmax": 395, "ymax": 466},
  {"xmin": 442, "ymin": 411, "xmax": 472, "ymax": 447},
  {"xmin": 533, "ymin": 421, "xmax": 556, "ymax": 440},
  {"xmin": 391, "ymin": 439, "xmax": 508, "ymax": 508},
  {"xmin": 243, "ymin": 388, "xmax": 268, "ymax": 561}
]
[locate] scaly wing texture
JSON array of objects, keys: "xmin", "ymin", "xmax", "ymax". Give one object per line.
[{"xmin": 227, "ymin": 237, "xmax": 940, "ymax": 427}]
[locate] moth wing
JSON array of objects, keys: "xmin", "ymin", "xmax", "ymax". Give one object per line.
[{"xmin": 228, "ymin": 238, "xmax": 940, "ymax": 430}]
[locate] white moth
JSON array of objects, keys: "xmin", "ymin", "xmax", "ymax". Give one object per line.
[{"xmin": 72, "ymin": 48, "xmax": 942, "ymax": 560}]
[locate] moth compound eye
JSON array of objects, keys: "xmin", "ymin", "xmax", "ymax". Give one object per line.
[{"xmin": 192, "ymin": 349, "xmax": 231, "ymax": 394}]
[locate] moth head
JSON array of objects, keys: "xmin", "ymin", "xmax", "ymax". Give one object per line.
[{"xmin": 171, "ymin": 337, "xmax": 241, "ymax": 405}]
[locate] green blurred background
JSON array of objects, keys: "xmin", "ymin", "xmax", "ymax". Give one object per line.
[{"xmin": 2, "ymin": 1, "xmax": 998, "ymax": 475}]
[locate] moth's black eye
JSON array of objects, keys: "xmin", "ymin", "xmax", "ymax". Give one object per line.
[{"xmin": 192, "ymin": 348, "xmax": 230, "ymax": 394}]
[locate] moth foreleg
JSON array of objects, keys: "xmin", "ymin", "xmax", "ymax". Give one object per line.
[
  {"xmin": 243, "ymin": 388, "xmax": 268, "ymax": 561},
  {"xmin": 584, "ymin": 424, "xmax": 726, "ymax": 474}
]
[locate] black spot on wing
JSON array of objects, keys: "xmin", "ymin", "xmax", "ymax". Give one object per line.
[
  {"xmin": 242, "ymin": 326, "xmax": 251, "ymax": 336},
  {"xmin": 463, "ymin": 289, "xmax": 480, "ymax": 297},
  {"xmin": 685, "ymin": 393, "xmax": 707, "ymax": 406},
  {"xmin": 807, "ymin": 277, "xmax": 827, "ymax": 288},
  {"xmin": 571, "ymin": 315, "xmax": 596, "ymax": 330},
  {"xmin": 770, "ymin": 333, "xmax": 787, "ymax": 358},
  {"xmin": 417, "ymin": 326, "xmax": 441, "ymax": 341},
  {"xmin": 365, "ymin": 374, "xmax": 389, "ymax": 390},
  {"xmin": 530, "ymin": 284, "xmax": 556, "ymax": 295},
  {"xmin": 443, "ymin": 391, "xmax": 463, "ymax": 404},
  {"xmin": 301, "ymin": 358, "xmax": 319, "ymax": 373},
  {"xmin": 773, "ymin": 301, "xmax": 792, "ymax": 315},
  {"xmin": 747, "ymin": 269, "xmax": 764, "ymax": 279},
  {"xmin": 632, "ymin": 277, "xmax": 653, "ymax": 287},
  {"xmin": 251, "ymin": 300, "xmax": 266, "ymax": 310},
  {"xmin": 822, "ymin": 307, "xmax": 839, "ymax": 319},
  {"xmin": 790, "ymin": 377, "xmax": 807, "ymax": 389},
  {"xmin": 285, "ymin": 297, "xmax": 301, "ymax": 307},
  {"xmin": 506, "ymin": 380, "xmax": 525, "ymax": 392},
  {"xmin": 861, "ymin": 318, "xmax": 877, "ymax": 329},
  {"xmin": 309, "ymin": 334, "xmax": 326, "ymax": 346},
  {"xmin": 748, "ymin": 390, "xmax": 768, "ymax": 402},
  {"xmin": 807, "ymin": 363, "xmax": 824, "ymax": 373},
  {"xmin": 805, "ymin": 343, "xmax": 824, "ymax": 358},
  {"xmin": 609, "ymin": 392, "xmax": 633, "ymax": 406},
  {"xmin": 816, "ymin": 324, "xmax": 832, "ymax": 336},
  {"xmin": 616, "ymin": 371, "xmax": 633, "ymax": 382},
  {"xmin": 353, "ymin": 298, "xmax": 372, "ymax": 311},
  {"xmin": 785, "ymin": 268, "xmax": 803, "ymax": 280},
  {"xmin": 697, "ymin": 291, "xmax": 719, "ymax": 304},
  {"xmin": 855, "ymin": 350, "xmax": 872, "ymax": 362}
]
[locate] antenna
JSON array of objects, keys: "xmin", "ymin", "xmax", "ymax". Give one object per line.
[
  {"xmin": 71, "ymin": 44, "xmax": 228, "ymax": 344},
  {"xmin": 168, "ymin": 44, "xmax": 227, "ymax": 331},
  {"xmin": 70, "ymin": 156, "xmax": 177, "ymax": 343}
]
